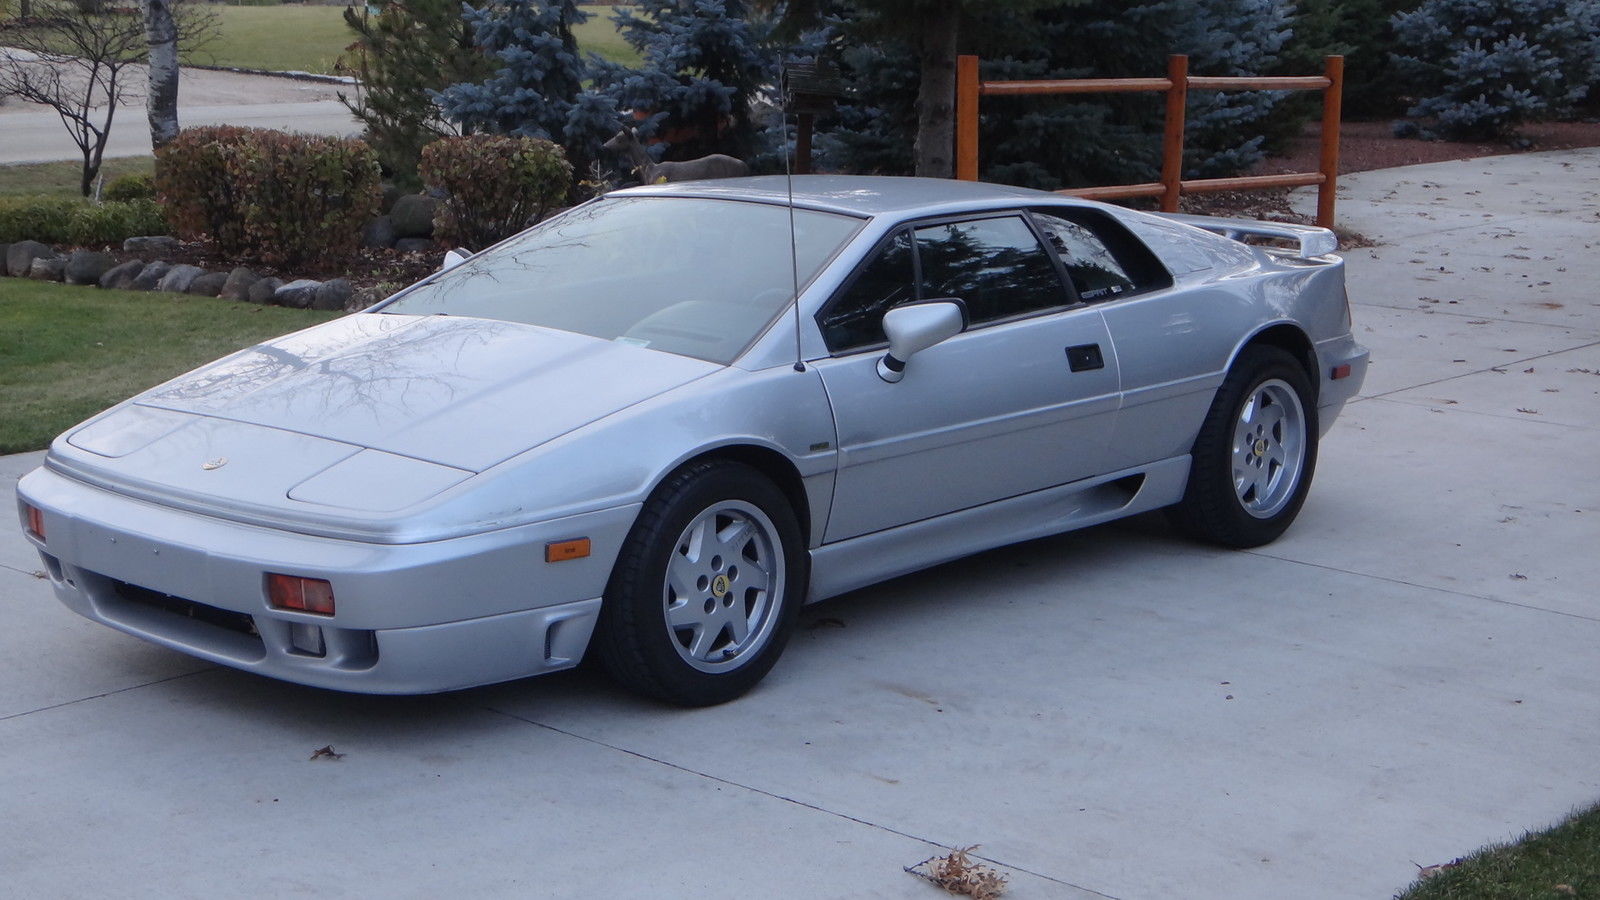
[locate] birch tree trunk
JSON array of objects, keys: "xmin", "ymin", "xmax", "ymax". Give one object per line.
[
  {"xmin": 912, "ymin": 3, "xmax": 958, "ymax": 178},
  {"xmin": 143, "ymin": 0, "xmax": 180, "ymax": 149}
]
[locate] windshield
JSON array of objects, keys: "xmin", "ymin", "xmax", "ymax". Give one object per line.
[{"xmin": 380, "ymin": 196, "xmax": 863, "ymax": 364}]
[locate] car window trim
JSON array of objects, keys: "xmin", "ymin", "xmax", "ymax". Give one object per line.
[{"xmin": 816, "ymin": 209, "xmax": 1087, "ymax": 358}]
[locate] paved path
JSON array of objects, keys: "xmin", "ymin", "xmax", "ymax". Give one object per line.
[
  {"xmin": 0, "ymin": 53, "xmax": 359, "ymax": 164},
  {"xmin": 3, "ymin": 151, "xmax": 1598, "ymax": 898}
]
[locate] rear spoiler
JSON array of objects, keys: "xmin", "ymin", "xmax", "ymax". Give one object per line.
[{"xmin": 1156, "ymin": 213, "xmax": 1338, "ymax": 259}]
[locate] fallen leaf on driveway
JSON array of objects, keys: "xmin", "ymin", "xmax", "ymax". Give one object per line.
[
  {"xmin": 906, "ymin": 846, "xmax": 1007, "ymax": 899},
  {"xmin": 310, "ymin": 745, "xmax": 345, "ymax": 761}
]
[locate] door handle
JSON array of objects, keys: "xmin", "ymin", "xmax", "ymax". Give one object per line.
[{"xmin": 1066, "ymin": 343, "xmax": 1104, "ymax": 372}]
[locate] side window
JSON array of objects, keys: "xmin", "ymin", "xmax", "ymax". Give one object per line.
[
  {"xmin": 915, "ymin": 216, "xmax": 1069, "ymax": 324},
  {"xmin": 1033, "ymin": 211, "xmax": 1164, "ymax": 301},
  {"xmin": 818, "ymin": 230, "xmax": 914, "ymax": 351}
]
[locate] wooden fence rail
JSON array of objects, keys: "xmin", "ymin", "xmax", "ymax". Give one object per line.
[{"xmin": 954, "ymin": 54, "xmax": 1345, "ymax": 227}]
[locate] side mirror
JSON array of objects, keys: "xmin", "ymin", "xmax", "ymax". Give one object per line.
[
  {"xmin": 877, "ymin": 300, "xmax": 966, "ymax": 383},
  {"xmin": 440, "ymin": 247, "xmax": 472, "ymax": 272}
]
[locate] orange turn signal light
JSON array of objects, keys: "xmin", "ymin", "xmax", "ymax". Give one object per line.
[
  {"xmin": 23, "ymin": 504, "xmax": 45, "ymax": 542},
  {"xmin": 545, "ymin": 538, "xmax": 591, "ymax": 563},
  {"xmin": 267, "ymin": 573, "xmax": 336, "ymax": 616}
]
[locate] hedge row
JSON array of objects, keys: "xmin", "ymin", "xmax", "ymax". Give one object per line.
[
  {"xmin": 0, "ymin": 198, "xmax": 167, "ymax": 246},
  {"xmin": 157, "ymin": 126, "xmax": 384, "ymax": 268}
]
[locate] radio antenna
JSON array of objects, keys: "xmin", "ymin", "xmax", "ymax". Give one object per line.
[{"xmin": 782, "ymin": 58, "xmax": 805, "ymax": 373}]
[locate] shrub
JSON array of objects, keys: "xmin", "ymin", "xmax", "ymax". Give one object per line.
[
  {"xmin": 0, "ymin": 197, "xmax": 166, "ymax": 245},
  {"xmin": 1391, "ymin": 0, "xmax": 1600, "ymax": 141},
  {"xmin": 102, "ymin": 173, "xmax": 156, "ymax": 202},
  {"xmin": 158, "ymin": 125, "xmax": 383, "ymax": 267},
  {"xmin": 419, "ymin": 134, "xmax": 572, "ymax": 250}
]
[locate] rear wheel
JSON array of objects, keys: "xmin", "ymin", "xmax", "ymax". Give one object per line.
[
  {"xmin": 595, "ymin": 460, "xmax": 804, "ymax": 706},
  {"xmin": 1167, "ymin": 345, "xmax": 1318, "ymax": 548}
]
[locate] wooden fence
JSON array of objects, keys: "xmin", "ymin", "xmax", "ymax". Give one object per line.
[{"xmin": 954, "ymin": 54, "xmax": 1345, "ymax": 227}]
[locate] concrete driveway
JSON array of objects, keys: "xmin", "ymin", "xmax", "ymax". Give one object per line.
[{"xmin": 3, "ymin": 151, "xmax": 1598, "ymax": 899}]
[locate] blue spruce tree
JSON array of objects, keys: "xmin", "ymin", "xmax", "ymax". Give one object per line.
[
  {"xmin": 1391, "ymin": 0, "xmax": 1600, "ymax": 141},
  {"xmin": 437, "ymin": 0, "xmax": 611, "ymax": 172},
  {"xmin": 588, "ymin": 0, "xmax": 775, "ymax": 164}
]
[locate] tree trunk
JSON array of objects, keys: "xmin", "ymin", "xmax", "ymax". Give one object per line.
[
  {"xmin": 143, "ymin": 0, "xmax": 180, "ymax": 150},
  {"xmin": 912, "ymin": 3, "xmax": 959, "ymax": 178}
]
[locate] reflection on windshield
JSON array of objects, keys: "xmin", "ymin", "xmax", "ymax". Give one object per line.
[{"xmin": 380, "ymin": 196, "xmax": 863, "ymax": 364}]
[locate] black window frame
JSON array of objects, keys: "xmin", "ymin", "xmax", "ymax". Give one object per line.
[{"xmin": 815, "ymin": 209, "xmax": 1087, "ymax": 357}]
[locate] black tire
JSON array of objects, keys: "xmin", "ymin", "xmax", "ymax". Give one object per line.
[
  {"xmin": 1166, "ymin": 345, "xmax": 1319, "ymax": 548},
  {"xmin": 595, "ymin": 459, "xmax": 806, "ymax": 706}
]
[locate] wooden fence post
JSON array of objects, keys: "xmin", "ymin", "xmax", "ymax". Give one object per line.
[
  {"xmin": 1317, "ymin": 55, "xmax": 1345, "ymax": 229},
  {"xmin": 956, "ymin": 54, "xmax": 980, "ymax": 181},
  {"xmin": 1160, "ymin": 54, "xmax": 1189, "ymax": 212}
]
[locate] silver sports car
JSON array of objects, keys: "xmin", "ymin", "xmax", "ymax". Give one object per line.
[{"xmin": 16, "ymin": 176, "xmax": 1367, "ymax": 705}]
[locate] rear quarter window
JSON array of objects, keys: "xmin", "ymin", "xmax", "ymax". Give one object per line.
[{"xmin": 1032, "ymin": 209, "xmax": 1173, "ymax": 300}]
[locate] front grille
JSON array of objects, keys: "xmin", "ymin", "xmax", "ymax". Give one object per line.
[{"xmin": 112, "ymin": 580, "xmax": 259, "ymax": 637}]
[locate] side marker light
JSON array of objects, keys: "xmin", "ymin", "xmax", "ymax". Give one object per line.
[
  {"xmin": 24, "ymin": 504, "xmax": 45, "ymax": 542},
  {"xmin": 1331, "ymin": 364, "xmax": 1352, "ymax": 380},
  {"xmin": 545, "ymin": 538, "xmax": 591, "ymax": 563}
]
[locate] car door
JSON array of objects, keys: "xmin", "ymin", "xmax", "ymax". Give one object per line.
[
  {"xmin": 812, "ymin": 212, "xmax": 1122, "ymax": 542},
  {"xmin": 1038, "ymin": 209, "xmax": 1245, "ymax": 468}
]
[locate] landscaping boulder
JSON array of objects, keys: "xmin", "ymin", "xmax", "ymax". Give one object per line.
[
  {"xmin": 390, "ymin": 194, "xmax": 438, "ymax": 238},
  {"xmin": 246, "ymin": 276, "xmax": 284, "ymax": 305},
  {"xmin": 28, "ymin": 255, "xmax": 66, "ymax": 281},
  {"xmin": 157, "ymin": 264, "xmax": 204, "ymax": 293},
  {"xmin": 361, "ymin": 215, "xmax": 397, "ymax": 249},
  {"xmin": 274, "ymin": 278, "xmax": 322, "ymax": 309},
  {"xmin": 130, "ymin": 261, "xmax": 172, "ymax": 291},
  {"xmin": 393, "ymin": 237, "xmax": 434, "ymax": 253},
  {"xmin": 381, "ymin": 182, "xmax": 404, "ymax": 214},
  {"xmin": 123, "ymin": 235, "xmax": 180, "ymax": 254},
  {"xmin": 186, "ymin": 271, "xmax": 229, "ymax": 297},
  {"xmin": 64, "ymin": 250, "xmax": 116, "ymax": 286},
  {"xmin": 7, "ymin": 240, "xmax": 54, "ymax": 277},
  {"xmin": 350, "ymin": 285, "xmax": 388, "ymax": 311},
  {"xmin": 220, "ymin": 267, "xmax": 260, "ymax": 302},
  {"xmin": 99, "ymin": 259, "xmax": 145, "ymax": 290},
  {"xmin": 311, "ymin": 278, "xmax": 353, "ymax": 311}
]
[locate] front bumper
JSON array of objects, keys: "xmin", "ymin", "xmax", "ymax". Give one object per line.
[{"xmin": 17, "ymin": 466, "xmax": 639, "ymax": 694}]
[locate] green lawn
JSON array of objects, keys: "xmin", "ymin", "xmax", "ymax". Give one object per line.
[
  {"xmin": 0, "ymin": 280, "xmax": 339, "ymax": 454},
  {"xmin": 194, "ymin": 3, "xmax": 638, "ymax": 75},
  {"xmin": 0, "ymin": 158, "xmax": 155, "ymax": 201},
  {"xmin": 1397, "ymin": 802, "xmax": 1600, "ymax": 899}
]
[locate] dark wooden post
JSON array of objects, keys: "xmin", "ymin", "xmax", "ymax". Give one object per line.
[
  {"xmin": 955, "ymin": 54, "xmax": 980, "ymax": 181},
  {"xmin": 1159, "ymin": 54, "xmax": 1189, "ymax": 212},
  {"xmin": 1317, "ymin": 55, "xmax": 1345, "ymax": 228}
]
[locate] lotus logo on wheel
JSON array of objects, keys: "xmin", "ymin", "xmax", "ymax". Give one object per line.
[{"xmin": 201, "ymin": 457, "xmax": 228, "ymax": 471}]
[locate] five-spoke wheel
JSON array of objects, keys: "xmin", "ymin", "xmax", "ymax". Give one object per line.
[
  {"xmin": 1168, "ymin": 345, "xmax": 1318, "ymax": 548},
  {"xmin": 595, "ymin": 460, "xmax": 804, "ymax": 706}
]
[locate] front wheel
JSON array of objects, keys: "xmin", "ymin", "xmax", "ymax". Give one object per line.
[
  {"xmin": 1167, "ymin": 345, "xmax": 1319, "ymax": 548},
  {"xmin": 595, "ymin": 460, "xmax": 805, "ymax": 706}
]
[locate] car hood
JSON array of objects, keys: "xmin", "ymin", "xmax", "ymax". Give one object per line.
[{"xmin": 121, "ymin": 313, "xmax": 719, "ymax": 472}]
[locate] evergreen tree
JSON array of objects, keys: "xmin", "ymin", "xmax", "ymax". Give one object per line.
[
  {"xmin": 1275, "ymin": 0, "xmax": 1411, "ymax": 119},
  {"xmin": 819, "ymin": 0, "xmax": 1294, "ymax": 189},
  {"xmin": 588, "ymin": 0, "xmax": 774, "ymax": 163},
  {"xmin": 437, "ymin": 0, "xmax": 604, "ymax": 171},
  {"xmin": 1391, "ymin": 0, "xmax": 1600, "ymax": 141},
  {"xmin": 340, "ymin": 0, "xmax": 489, "ymax": 187}
]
